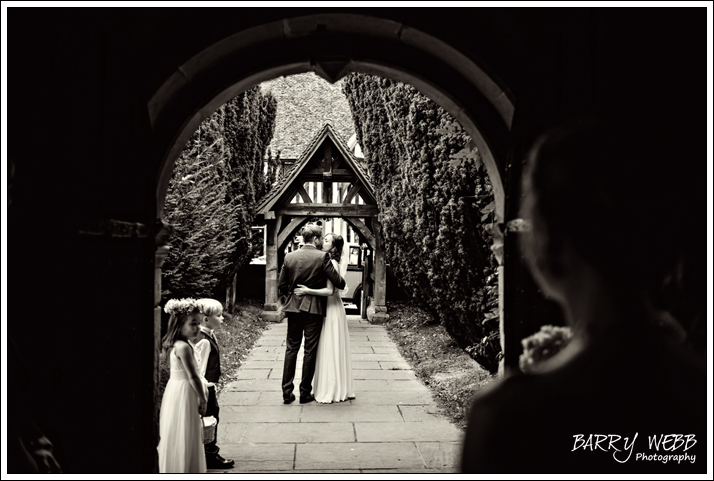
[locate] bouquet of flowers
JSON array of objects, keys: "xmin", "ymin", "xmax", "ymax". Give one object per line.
[{"xmin": 519, "ymin": 325, "xmax": 573, "ymax": 374}]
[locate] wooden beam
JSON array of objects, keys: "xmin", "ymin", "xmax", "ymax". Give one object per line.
[
  {"xmin": 277, "ymin": 204, "xmax": 379, "ymax": 217},
  {"xmin": 264, "ymin": 211, "xmax": 275, "ymax": 220},
  {"xmin": 298, "ymin": 174, "xmax": 357, "ymax": 183},
  {"xmin": 323, "ymin": 143, "xmax": 332, "ymax": 171},
  {"xmin": 323, "ymin": 143, "xmax": 333, "ymax": 204},
  {"xmin": 303, "ymin": 168, "xmax": 353, "ymax": 176},
  {"xmin": 343, "ymin": 216, "xmax": 375, "ymax": 248},
  {"xmin": 276, "ymin": 184, "xmax": 300, "ymax": 207},
  {"xmin": 362, "ymin": 246, "xmax": 373, "ymax": 319},
  {"xmin": 372, "ymin": 216, "xmax": 387, "ymax": 307},
  {"xmin": 264, "ymin": 219, "xmax": 279, "ymax": 307},
  {"xmin": 342, "ymin": 181, "xmax": 362, "ymax": 204},
  {"xmin": 332, "ymin": 155, "xmax": 344, "ymax": 170},
  {"xmin": 297, "ymin": 184, "xmax": 312, "ymax": 203},
  {"xmin": 275, "ymin": 214, "xmax": 283, "ymax": 239},
  {"xmin": 266, "ymin": 219, "xmax": 276, "ymax": 246},
  {"xmin": 277, "ymin": 216, "xmax": 310, "ymax": 250},
  {"xmin": 335, "ymin": 183, "xmax": 346, "ymax": 206}
]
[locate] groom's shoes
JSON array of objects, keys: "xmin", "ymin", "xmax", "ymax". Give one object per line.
[
  {"xmin": 299, "ymin": 394, "xmax": 315, "ymax": 404},
  {"xmin": 206, "ymin": 453, "xmax": 234, "ymax": 470},
  {"xmin": 283, "ymin": 393, "xmax": 296, "ymax": 404}
]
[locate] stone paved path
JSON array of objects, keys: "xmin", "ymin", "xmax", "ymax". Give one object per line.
[{"xmin": 211, "ymin": 314, "xmax": 463, "ymax": 473}]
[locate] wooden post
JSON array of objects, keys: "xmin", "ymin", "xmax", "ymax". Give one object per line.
[
  {"xmin": 361, "ymin": 251, "xmax": 371, "ymax": 319},
  {"xmin": 265, "ymin": 219, "xmax": 278, "ymax": 307},
  {"xmin": 260, "ymin": 217, "xmax": 283, "ymax": 322},
  {"xmin": 369, "ymin": 216, "xmax": 389, "ymax": 324},
  {"xmin": 323, "ymin": 143, "xmax": 333, "ymax": 209}
]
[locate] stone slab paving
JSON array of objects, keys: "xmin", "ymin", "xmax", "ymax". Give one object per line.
[{"xmin": 212, "ymin": 315, "xmax": 463, "ymax": 473}]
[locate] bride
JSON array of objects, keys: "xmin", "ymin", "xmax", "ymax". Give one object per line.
[{"xmin": 293, "ymin": 233, "xmax": 355, "ymax": 403}]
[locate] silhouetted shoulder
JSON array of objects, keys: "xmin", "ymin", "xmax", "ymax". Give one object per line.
[{"xmin": 463, "ymin": 332, "xmax": 707, "ymax": 474}]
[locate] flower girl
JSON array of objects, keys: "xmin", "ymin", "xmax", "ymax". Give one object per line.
[{"xmin": 157, "ymin": 298, "xmax": 208, "ymax": 473}]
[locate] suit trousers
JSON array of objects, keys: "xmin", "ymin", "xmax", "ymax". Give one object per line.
[
  {"xmin": 282, "ymin": 311, "xmax": 323, "ymax": 399},
  {"xmin": 204, "ymin": 385, "xmax": 220, "ymax": 455}
]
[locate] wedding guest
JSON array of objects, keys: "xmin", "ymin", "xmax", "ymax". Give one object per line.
[
  {"xmin": 461, "ymin": 114, "xmax": 706, "ymax": 473},
  {"xmin": 194, "ymin": 299, "xmax": 235, "ymax": 470},
  {"xmin": 158, "ymin": 299, "xmax": 208, "ymax": 473}
]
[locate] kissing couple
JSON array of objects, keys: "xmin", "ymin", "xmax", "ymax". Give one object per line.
[{"xmin": 278, "ymin": 224, "xmax": 355, "ymax": 404}]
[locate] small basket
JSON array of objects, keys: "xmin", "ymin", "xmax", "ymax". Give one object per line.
[{"xmin": 201, "ymin": 415, "xmax": 217, "ymax": 444}]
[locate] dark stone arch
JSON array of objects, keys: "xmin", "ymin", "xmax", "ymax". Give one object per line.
[
  {"xmin": 148, "ymin": 14, "xmax": 517, "ymax": 358},
  {"xmin": 11, "ymin": 8, "xmax": 701, "ymax": 474},
  {"xmin": 150, "ymin": 13, "xmax": 513, "ymax": 224}
]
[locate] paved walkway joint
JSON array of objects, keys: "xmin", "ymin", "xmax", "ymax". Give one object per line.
[{"xmin": 213, "ymin": 315, "xmax": 463, "ymax": 473}]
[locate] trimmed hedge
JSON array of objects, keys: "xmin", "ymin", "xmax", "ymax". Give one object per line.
[
  {"xmin": 162, "ymin": 87, "xmax": 277, "ymax": 300},
  {"xmin": 343, "ymin": 74, "xmax": 501, "ymax": 372}
]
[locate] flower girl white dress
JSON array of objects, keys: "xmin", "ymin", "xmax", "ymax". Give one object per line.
[{"xmin": 157, "ymin": 344, "xmax": 207, "ymax": 473}]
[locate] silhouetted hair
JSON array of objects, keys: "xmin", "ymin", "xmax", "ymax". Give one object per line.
[
  {"xmin": 522, "ymin": 113, "xmax": 698, "ymax": 319},
  {"xmin": 326, "ymin": 233, "xmax": 344, "ymax": 264},
  {"xmin": 301, "ymin": 224, "xmax": 322, "ymax": 244}
]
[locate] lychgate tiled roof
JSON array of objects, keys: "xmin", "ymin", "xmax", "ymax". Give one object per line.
[
  {"xmin": 257, "ymin": 122, "xmax": 375, "ymax": 215},
  {"xmin": 260, "ymin": 72, "xmax": 355, "ymax": 160}
]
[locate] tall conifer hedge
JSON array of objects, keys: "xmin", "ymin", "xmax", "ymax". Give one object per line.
[
  {"xmin": 343, "ymin": 74, "xmax": 501, "ymax": 372},
  {"xmin": 162, "ymin": 87, "xmax": 277, "ymax": 300}
]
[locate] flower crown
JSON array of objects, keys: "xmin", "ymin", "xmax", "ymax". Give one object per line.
[{"xmin": 164, "ymin": 298, "xmax": 200, "ymax": 315}]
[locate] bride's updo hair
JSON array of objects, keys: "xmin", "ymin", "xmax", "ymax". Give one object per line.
[{"xmin": 326, "ymin": 234, "xmax": 344, "ymax": 264}]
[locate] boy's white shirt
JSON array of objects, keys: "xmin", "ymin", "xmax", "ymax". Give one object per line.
[{"xmin": 194, "ymin": 326, "xmax": 215, "ymax": 387}]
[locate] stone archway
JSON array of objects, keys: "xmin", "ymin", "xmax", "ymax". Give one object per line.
[
  {"xmin": 10, "ymin": 8, "xmax": 701, "ymax": 474},
  {"xmin": 151, "ymin": 14, "xmax": 512, "ymax": 222},
  {"xmin": 11, "ymin": 7, "xmax": 698, "ymax": 473},
  {"xmin": 148, "ymin": 12, "xmax": 515, "ymax": 471},
  {"xmin": 150, "ymin": 13, "xmax": 515, "ymax": 374}
]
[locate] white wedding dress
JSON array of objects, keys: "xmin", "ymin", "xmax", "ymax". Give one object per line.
[
  {"xmin": 312, "ymin": 259, "xmax": 355, "ymax": 403},
  {"xmin": 157, "ymin": 345, "xmax": 207, "ymax": 473}
]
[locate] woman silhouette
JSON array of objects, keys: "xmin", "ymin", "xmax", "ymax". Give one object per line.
[{"xmin": 461, "ymin": 114, "xmax": 707, "ymax": 474}]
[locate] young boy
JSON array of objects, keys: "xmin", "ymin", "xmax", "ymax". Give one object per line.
[{"xmin": 194, "ymin": 299, "xmax": 234, "ymax": 470}]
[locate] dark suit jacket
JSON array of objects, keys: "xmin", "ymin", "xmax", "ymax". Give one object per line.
[{"xmin": 278, "ymin": 244, "xmax": 346, "ymax": 316}]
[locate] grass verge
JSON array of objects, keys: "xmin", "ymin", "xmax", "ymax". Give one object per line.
[
  {"xmin": 158, "ymin": 298, "xmax": 269, "ymax": 403},
  {"xmin": 383, "ymin": 300, "xmax": 498, "ymax": 430}
]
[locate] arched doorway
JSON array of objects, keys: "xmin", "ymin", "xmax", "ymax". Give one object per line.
[
  {"xmin": 150, "ymin": 14, "xmax": 514, "ymax": 386},
  {"xmin": 11, "ymin": 8, "xmax": 699, "ymax": 474},
  {"xmin": 151, "ymin": 14, "xmax": 512, "ymax": 220}
]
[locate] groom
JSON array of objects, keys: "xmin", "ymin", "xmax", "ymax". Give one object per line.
[{"xmin": 278, "ymin": 224, "xmax": 346, "ymax": 404}]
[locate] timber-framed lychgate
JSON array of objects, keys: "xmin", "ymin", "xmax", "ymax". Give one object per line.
[{"xmin": 256, "ymin": 122, "xmax": 388, "ymax": 323}]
